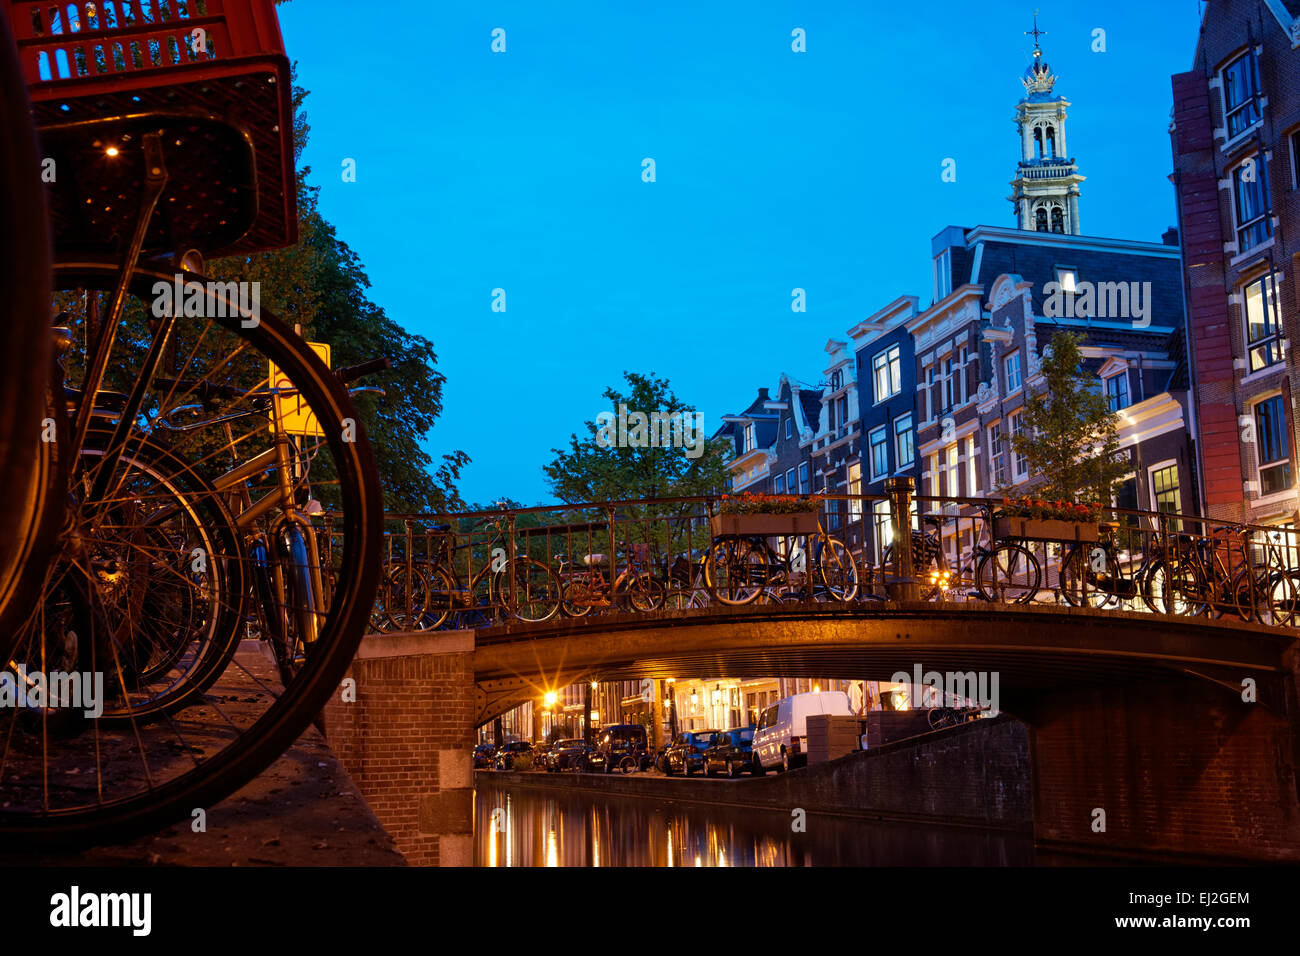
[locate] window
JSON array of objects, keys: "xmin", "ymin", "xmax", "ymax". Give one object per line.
[
  {"xmin": 934, "ymin": 249, "xmax": 952, "ymax": 301},
  {"xmin": 742, "ymin": 422, "xmax": 755, "ymax": 453},
  {"xmin": 988, "ymin": 425, "xmax": 1006, "ymax": 488},
  {"xmin": 966, "ymin": 436, "xmax": 978, "ymax": 498},
  {"xmin": 894, "ymin": 413, "xmax": 915, "ymax": 468},
  {"xmin": 1105, "ymin": 372, "xmax": 1130, "ymax": 412},
  {"xmin": 924, "ymin": 364, "xmax": 935, "ymax": 419},
  {"xmin": 798, "ymin": 462, "xmax": 809, "ymax": 493},
  {"xmin": 1051, "ymin": 206, "xmax": 1064, "ymax": 233},
  {"xmin": 869, "ymin": 426, "xmax": 889, "ymax": 479},
  {"xmin": 774, "ymin": 473, "xmax": 785, "ymax": 494},
  {"xmin": 1255, "ymin": 395, "xmax": 1292, "ymax": 495},
  {"xmin": 958, "ymin": 346, "xmax": 969, "ymax": 404},
  {"xmin": 1233, "ymin": 155, "xmax": 1272, "ymax": 251},
  {"xmin": 1221, "ymin": 49, "xmax": 1263, "ymax": 139},
  {"xmin": 785, "ymin": 417, "xmax": 792, "ymax": 440},
  {"xmin": 943, "ymin": 357, "xmax": 955, "ymax": 412},
  {"xmin": 824, "ymin": 477, "xmax": 839, "ymax": 531},
  {"xmin": 838, "ymin": 396, "xmax": 849, "ymax": 435},
  {"xmin": 1151, "ymin": 463, "xmax": 1182, "ymax": 518},
  {"xmin": 871, "ymin": 499, "xmax": 892, "ymax": 565},
  {"xmin": 1005, "ymin": 352, "xmax": 1022, "ymax": 393},
  {"xmin": 786, "ymin": 468, "xmax": 796, "ymax": 494},
  {"xmin": 830, "ymin": 369, "xmax": 843, "ymax": 391},
  {"xmin": 872, "ymin": 345, "xmax": 902, "ymax": 403},
  {"xmin": 847, "ymin": 462, "xmax": 862, "ymax": 520},
  {"xmin": 1009, "ymin": 412, "xmax": 1028, "ymax": 479},
  {"xmin": 1055, "ymin": 266, "xmax": 1078, "ymax": 293},
  {"xmin": 1244, "ymin": 272, "xmax": 1283, "ymax": 372},
  {"xmin": 1035, "ymin": 207, "xmax": 1048, "ymax": 232}
]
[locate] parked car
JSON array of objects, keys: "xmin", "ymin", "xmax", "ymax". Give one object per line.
[
  {"xmin": 582, "ymin": 724, "xmax": 651, "ymax": 774},
  {"xmin": 473, "ymin": 743, "xmax": 497, "ymax": 769},
  {"xmin": 494, "ymin": 740, "xmax": 534, "ymax": 771},
  {"xmin": 702, "ymin": 726, "xmax": 755, "ymax": 777},
  {"xmin": 544, "ymin": 738, "xmax": 590, "ymax": 772},
  {"xmin": 662, "ymin": 730, "xmax": 719, "ymax": 776},
  {"xmin": 752, "ymin": 691, "xmax": 853, "ymax": 773}
]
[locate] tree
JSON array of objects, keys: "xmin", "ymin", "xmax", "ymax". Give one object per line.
[
  {"xmin": 543, "ymin": 372, "xmax": 730, "ymax": 504},
  {"xmin": 1007, "ymin": 330, "xmax": 1128, "ymax": 505},
  {"xmin": 207, "ymin": 75, "xmax": 468, "ymax": 513}
]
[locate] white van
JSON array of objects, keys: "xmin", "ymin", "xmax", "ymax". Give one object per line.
[{"xmin": 752, "ymin": 691, "xmax": 853, "ymax": 773}]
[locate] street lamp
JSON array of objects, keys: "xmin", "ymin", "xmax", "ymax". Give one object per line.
[{"xmin": 543, "ymin": 690, "xmax": 558, "ymax": 709}]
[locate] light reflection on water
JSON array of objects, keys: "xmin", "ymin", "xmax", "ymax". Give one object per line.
[{"xmin": 474, "ymin": 781, "xmax": 1035, "ymax": 867}]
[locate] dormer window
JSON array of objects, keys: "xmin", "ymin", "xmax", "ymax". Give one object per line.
[
  {"xmin": 934, "ymin": 249, "xmax": 952, "ymax": 300},
  {"xmin": 1221, "ymin": 49, "xmax": 1263, "ymax": 139},
  {"xmin": 830, "ymin": 369, "xmax": 844, "ymax": 391},
  {"xmin": 1104, "ymin": 370, "xmax": 1130, "ymax": 412},
  {"xmin": 743, "ymin": 422, "xmax": 756, "ymax": 453}
]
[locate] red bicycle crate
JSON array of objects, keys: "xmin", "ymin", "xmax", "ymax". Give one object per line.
[{"xmin": 6, "ymin": 0, "xmax": 297, "ymax": 255}]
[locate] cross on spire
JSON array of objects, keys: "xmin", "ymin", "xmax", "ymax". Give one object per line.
[{"xmin": 1026, "ymin": 10, "xmax": 1047, "ymax": 55}]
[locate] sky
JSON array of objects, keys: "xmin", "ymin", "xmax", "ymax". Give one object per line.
[{"xmin": 276, "ymin": 0, "xmax": 1205, "ymax": 507}]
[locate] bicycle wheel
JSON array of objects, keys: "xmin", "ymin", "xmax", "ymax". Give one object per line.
[
  {"xmin": 704, "ymin": 538, "xmax": 767, "ymax": 605},
  {"xmin": 927, "ymin": 708, "xmax": 956, "ymax": 731},
  {"xmin": 0, "ymin": 262, "xmax": 382, "ymax": 845},
  {"xmin": 561, "ymin": 580, "xmax": 595, "ymax": 617},
  {"xmin": 1057, "ymin": 544, "xmax": 1117, "ymax": 609},
  {"xmin": 384, "ymin": 564, "xmax": 431, "ymax": 631},
  {"xmin": 974, "ymin": 542, "xmax": 1041, "ymax": 604},
  {"xmin": 417, "ymin": 564, "xmax": 455, "ymax": 631},
  {"xmin": 812, "ymin": 534, "xmax": 859, "ymax": 602},
  {"xmin": 500, "ymin": 558, "xmax": 562, "ymax": 623},
  {"xmin": 623, "ymin": 572, "xmax": 665, "ymax": 612},
  {"xmin": 881, "ymin": 543, "xmax": 942, "ymax": 601},
  {"xmin": 1143, "ymin": 557, "xmax": 1208, "ymax": 617}
]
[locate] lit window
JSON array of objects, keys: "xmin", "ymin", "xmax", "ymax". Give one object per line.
[
  {"xmin": 1221, "ymin": 49, "xmax": 1263, "ymax": 139},
  {"xmin": 1105, "ymin": 372, "xmax": 1130, "ymax": 412},
  {"xmin": 743, "ymin": 422, "xmax": 755, "ymax": 453},
  {"xmin": 934, "ymin": 249, "xmax": 952, "ymax": 301},
  {"xmin": 1244, "ymin": 273, "xmax": 1283, "ymax": 372},
  {"xmin": 1005, "ymin": 352, "xmax": 1022, "ymax": 393},
  {"xmin": 1055, "ymin": 267, "xmax": 1078, "ymax": 293},
  {"xmin": 1009, "ymin": 411, "xmax": 1028, "ymax": 479},
  {"xmin": 894, "ymin": 413, "xmax": 914, "ymax": 468},
  {"xmin": 1255, "ymin": 395, "xmax": 1292, "ymax": 495},
  {"xmin": 847, "ymin": 462, "xmax": 862, "ymax": 520},
  {"xmin": 1151, "ymin": 464, "xmax": 1182, "ymax": 521},
  {"xmin": 1233, "ymin": 155, "xmax": 1272, "ymax": 252},
  {"xmin": 869, "ymin": 426, "xmax": 889, "ymax": 480},
  {"xmin": 872, "ymin": 345, "xmax": 902, "ymax": 403},
  {"xmin": 988, "ymin": 425, "xmax": 1006, "ymax": 488}
]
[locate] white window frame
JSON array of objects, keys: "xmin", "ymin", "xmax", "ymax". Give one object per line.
[
  {"xmin": 1148, "ymin": 459, "xmax": 1183, "ymax": 520},
  {"xmin": 774, "ymin": 472, "xmax": 785, "ymax": 494},
  {"xmin": 1251, "ymin": 391, "xmax": 1292, "ymax": 496},
  {"xmin": 786, "ymin": 467, "xmax": 796, "ymax": 494},
  {"xmin": 1242, "ymin": 271, "xmax": 1284, "ymax": 373},
  {"xmin": 872, "ymin": 344, "xmax": 902, "ymax": 404},
  {"xmin": 934, "ymin": 249, "xmax": 952, "ymax": 301},
  {"xmin": 1230, "ymin": 153, "xmax": 1273, "ymax": 253},
  {"xmin": 1005, "ymin": 352, "xmax": 1022, "ymax": 394},
  {"xmin": 868, "ymin": 425, "xmax": 889, "ymax": 480},
  {"xmin": 784, "ymin": 416, "xmax": 792, "ymax": 440},
  {"xmin": 1009, "ymin": 411, "xmax": 1028, "ymax": 480},
  {"xmin": 1104, "ymin": 369, "xmax": 1130, "ymax": 412},
  {"xmin": 1219, "ymin": 48, "xmax": 1264, "ymax": 141},
  {"xmin": 894, "ymin": 412, "xmax": 915, "ymax": 468},
  {"xmin": 988, "ymin": 423, "xmax": 1006, "ymax": 489},
  {"xmin": 742, "ymin": 422, "xmax": 756, "ymax": 453},
  {"xmin": 847, "ymin": 462, "xmax": 862, "ymax": 520}
]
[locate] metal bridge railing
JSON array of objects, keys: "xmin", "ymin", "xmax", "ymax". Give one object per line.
[{"xmin": 335, "ymin": 480, "xmax": 1300, "ymax": 636}]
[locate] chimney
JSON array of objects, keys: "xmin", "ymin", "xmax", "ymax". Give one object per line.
[
  {"xmin": 757, "ymin": 388, "xmax": 770, "ymax": 401},
  {"xmin": 1162, "ymin": 227, "xmax": 1180, "ymax": 246}
]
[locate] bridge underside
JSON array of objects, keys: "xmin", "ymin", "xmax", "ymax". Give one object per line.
[{"xmin": 472, "ymin": 602, "xmax": 1296, "ymax": 725}]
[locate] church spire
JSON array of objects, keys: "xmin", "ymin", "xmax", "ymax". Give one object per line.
[{"xmin": 1007, "ymin": 14, "xmax": 1085, "ymax": 235}]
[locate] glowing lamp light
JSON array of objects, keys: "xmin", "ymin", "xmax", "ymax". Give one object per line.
[
  {"xmin": 105, "ymin": 146, "xmax": 119, "ymax": 157},
  {"xmin": 543, "ymin": 691, "xmax": 557, "ymax": 709}
]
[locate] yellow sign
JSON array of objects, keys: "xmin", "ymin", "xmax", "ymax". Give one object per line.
[{"xmin": 269, "ymin": 341, "xmax": 330, "ymax": 436}]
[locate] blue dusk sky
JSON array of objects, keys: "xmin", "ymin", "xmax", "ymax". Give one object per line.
[{"xmin": 276, "ymin": 0, "xmax": 1203, "ymax": 507}]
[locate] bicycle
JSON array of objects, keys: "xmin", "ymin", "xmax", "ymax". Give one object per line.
[
  {"xmin": 883, "ymin": 512, "xmax": 1042, "ymax": 604},
  {"xmin": 704, "ymin": 519, "xmax": 859, "ymax": 606},
  {"xmin": 381, "ymin": 513, "xmax": 562, "ymax": 630},
  {"xmin": 557, "ymin": 541, "xmax": 664, "ymax": 617},
  {"xmin": 927, "ymin": 705, "xmax": 986, "ymax": 731},
  {"xmin": 0, "ymin": 1, "xmax": 384, "ymax": 844}
]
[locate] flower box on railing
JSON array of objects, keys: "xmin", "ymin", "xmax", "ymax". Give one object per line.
[
  {"xmin": 710, "ymin": 512, "xmax": 820, "ymax": 538},
  {"xmin": 992, "ymin": 515, "xmax": 1099, "ymax": 543}
]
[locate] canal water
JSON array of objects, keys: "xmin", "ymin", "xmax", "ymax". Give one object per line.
[{"xmin": 474, "ymin": 781, "xmax": 1036, "ymax": 866}]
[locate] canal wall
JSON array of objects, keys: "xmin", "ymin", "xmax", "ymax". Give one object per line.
[{"xmin": 481, "ymin": 715, "xmax": 1033, "ymax": 832}]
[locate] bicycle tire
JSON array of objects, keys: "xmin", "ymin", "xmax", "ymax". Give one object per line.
[
  {"xmin": 812, "ymin": 534, "xmax": 859, "ymax": 602},
  {"xmin": 974, "ymin": 541, "xmax": 1041, "ymax": 604},
  {"xmin": 0, "ymin": 261, "xmax": 382, "ymax": 845},
  {"xmin": 704, "ymin": 537, "xmax": 767, "ymax": 606},
  {"xmin": 1057, "ymin": 544, "xmax": 1118, "ymax": 609}
]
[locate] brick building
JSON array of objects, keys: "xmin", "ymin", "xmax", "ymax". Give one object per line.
[{"xmin": 1170, "ymin": 0, "xmax": 1300, "ymax": 526}]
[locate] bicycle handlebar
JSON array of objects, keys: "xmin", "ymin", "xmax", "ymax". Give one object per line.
[{"xmin": 337, "ymin": 357, "xmax": 390, "ymax": 384}]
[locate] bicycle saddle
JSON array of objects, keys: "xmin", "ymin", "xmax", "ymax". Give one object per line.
[{"xmin": 583, "ymin": 553, "xmax": 608, "ymax": 566}]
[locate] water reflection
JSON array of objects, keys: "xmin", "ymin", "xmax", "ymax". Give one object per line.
[{"xmin": 474, "ymin": 780, "xmax": 1035, "ymax": 866}]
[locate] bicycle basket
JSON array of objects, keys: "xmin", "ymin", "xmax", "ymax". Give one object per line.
[{"xmin": 8, "ymin": 0, "xmax": 296, "ymax": 256}]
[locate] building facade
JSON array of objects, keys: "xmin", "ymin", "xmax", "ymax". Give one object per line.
[{"xmin": 1170, "ymin": 0, "xmax": 1300, "ymax": 527}]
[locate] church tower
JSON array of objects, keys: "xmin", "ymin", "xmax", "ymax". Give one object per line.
[{"xmin": 1008, "ymin": 17, "xmax": 1085, "ymax": 234}]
